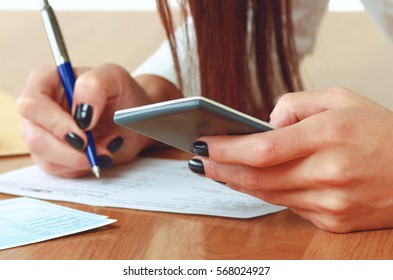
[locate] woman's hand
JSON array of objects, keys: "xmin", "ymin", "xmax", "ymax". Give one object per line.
[
  {"xmin": 189, "ymin": 87, "xmax": 393, "ymax": 233},
  {"xmin": 18, "ymin": 63, "xmax": 180, "ymax": 178}
]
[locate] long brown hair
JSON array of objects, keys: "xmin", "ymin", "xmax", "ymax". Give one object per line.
[{"xmin": 156, "ymin": 0, "xmax": 302, "ymax": 120}]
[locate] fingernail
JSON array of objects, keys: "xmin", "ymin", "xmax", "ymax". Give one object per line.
[
  {"xmin": 74, "ymin": 103, "xmax": 93, "ymax": 129},
  {"xmin": 65, "ymin": 132, "xmax": 85, "ymax": 151},
  {"xmin": 213, "ymin": 180, "xmax": 227, "ymax": 185},
  {"xmin": 107, "ymin": 137, "xmax": 124, "ymax": 153},
  {"xmin": 193, "ymin": 141, "xmax": 209, "ymax": 157},
  {"xmin": 98, "ymin": 155, "xmax": 113, "ymax": 168},
  {"xmin": 188, "ymin": 158, "xmax": 205, "ymax": 175}
]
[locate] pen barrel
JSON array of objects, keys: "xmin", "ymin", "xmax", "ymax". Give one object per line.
[
  {"xmin": 58, "ymin": 62, "xmax": 75, "ymax": 108},
  {"xmin": 85, "ymin": 131, "xmax": 98, "ymax": 166},
  {"xmin": 40, "ymin": 1, "xmax": 100, "ymax": 176},
  {"xmin": 85, "ymin": 132, "xmax": 98, "ymax": 167},
  {"xmin": 58, "ymin": 63, "xmax": 99, "ymax": 167}
]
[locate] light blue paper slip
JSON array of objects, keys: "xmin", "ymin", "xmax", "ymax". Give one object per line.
[{"xmin": 0, "ymin": 197, "xmax": 116, "ymax": 250}]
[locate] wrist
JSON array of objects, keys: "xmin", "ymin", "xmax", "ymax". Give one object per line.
[{"xmin": 134, "ymin": 75, "xmax": 182, "ymax": 104}]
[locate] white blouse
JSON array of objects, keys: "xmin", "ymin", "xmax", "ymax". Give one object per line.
[{"xmin": 133, "ymin": 0, "xmax": 393, "ymax": 95}]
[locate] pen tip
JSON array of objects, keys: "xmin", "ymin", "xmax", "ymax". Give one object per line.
[{"xmin": 92, "ymin": 166, "xmax": 101, "ymax": 178}]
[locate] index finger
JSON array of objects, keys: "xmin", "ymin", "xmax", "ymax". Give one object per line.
[
  {"xmin": 198, "ymin": 118, "xmax": 321, "ymax": 168},
  {"xmin": 17, "ymin": 65, "xmax": 87, "ymax": 143}
]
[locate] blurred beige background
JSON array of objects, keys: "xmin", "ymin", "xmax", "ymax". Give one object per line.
[
  {"xmin": 0, "ymin": 11, "xmax": 166, "ymax": 97},
  {"xmin": 1, "ymin": 9, "xmax": 393, "ymax": 107},
  {"xmin": 301, "ymin": 11, "xmax": 393, "ymax": 109}
]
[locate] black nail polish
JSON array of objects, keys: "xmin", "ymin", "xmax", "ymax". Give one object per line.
[
  {"xmin": 188, "ymin": 158, "xmax": 205, "ymax": 175},
  {"xmin": 107, "ymin": 137, "xmax": 124, "ymax": 153},
  {"xmin": 65, "ymin": 132, "xmax": 85, "ymax": 151},
  {"xmin": 213, "ymin": 180, "xmax": 227, "ymax": 185},
  {"xmin": 193, "ymin": 141, "xmax": 209, "ymax": 157},
  {"xmin": 74, "ymin": 103, "xmax": 93, "ymax": 129},
  {"xmin": 98, "ymin": 155, "xmax": 113, "ymax": 168}
]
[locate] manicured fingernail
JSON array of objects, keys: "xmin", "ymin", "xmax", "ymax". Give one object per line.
[
  {"xmin": 74, "ymin": 103, "xmax": 93, "ymax": 129},
  {"xmin": 193, "ymin": 141, "xmax": 209, "ymax": 157},
  {"xmin": 107, "ymin": 137, "xmax": 124, "ymax": 153},
  {"xmin": 188, "ymin": 158, "xmax": 205, "ymax": 175},
  {"xmin": 213, "ymin": 180, "xmax": 227, "ymax": 185},
  {"xmin": 98, "ymin": 155, "xmax": 112, "ymax": 168},
  {"xmin": 65, "ymin": 132, "xmax": 85, "ymax": 151}
]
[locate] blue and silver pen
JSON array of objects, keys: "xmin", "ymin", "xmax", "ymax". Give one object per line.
[{"xmin": 39, "ymin": 0, "xmax": 101, "ymax": 178}]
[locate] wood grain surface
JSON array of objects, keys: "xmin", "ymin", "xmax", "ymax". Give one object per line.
[{"xmin": 1, "ymin": 149, "xmax": 393, "ymax": 260}]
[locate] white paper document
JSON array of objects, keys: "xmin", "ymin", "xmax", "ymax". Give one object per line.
[
  {"xmin": 0, "ymin": 197, "xmax": 116, "ymax": 250},
  {"xmin": 0, "ymin": 158, "xmax": 285, "ymax": 218}
]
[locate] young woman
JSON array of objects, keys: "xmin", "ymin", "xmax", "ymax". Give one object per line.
[{"xmin": 17, "ymin": 0, "xmax": 393, "ymax": 232}]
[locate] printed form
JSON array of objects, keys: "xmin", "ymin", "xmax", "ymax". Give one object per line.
[
  {"xmin": 0, "ymin": 197, "xmax": 116, "ymax": 250},
  {"xmin": 0, "ymin": 158, "xmax": 285, "ymax": 219}
]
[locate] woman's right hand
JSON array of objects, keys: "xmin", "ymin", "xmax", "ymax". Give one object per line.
[{"xmin": 17, "ymin": 63, "xmax": 180, "ymax": 178}]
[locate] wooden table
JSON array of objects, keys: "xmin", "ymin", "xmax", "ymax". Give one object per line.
[{"xmin": 1, "ymin": 150, "xmax": 393, "ymax": 260}]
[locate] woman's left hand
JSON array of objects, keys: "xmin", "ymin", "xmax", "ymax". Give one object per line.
[{"xmin": 189, "ymin": 87, "xmax": 393, "ymax": 233}]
